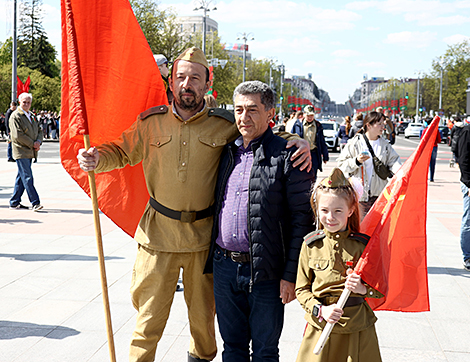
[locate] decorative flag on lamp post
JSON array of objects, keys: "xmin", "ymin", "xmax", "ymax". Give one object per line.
[
  {"xmin": 355, "ymin": 117, "xmax": 439, "ymax": 312},
  {"xmin": 17, "ymin": 75, "xmax": 31, "ymax": 96},
  {"xmin": 61, "ymin": 0, "xmax": 168, "ymax": 237}
]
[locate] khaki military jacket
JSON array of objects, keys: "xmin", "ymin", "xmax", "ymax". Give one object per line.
[
  {"xmin": 95, "ymin": 104, "xmax": 239, "ymax": 252},
  {"xmin": 295, "ymin": 229, "xmax": 383, "ymax": 334},
  {"xmin": 9, "ymin": 108, "xmax": 42, "ymax": 160}
]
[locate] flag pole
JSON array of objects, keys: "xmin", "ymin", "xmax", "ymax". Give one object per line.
[
  {"xmin": 83, "ymin": 134, "xmax": 117, "ymax": 362},
  {"xmin": 313, "ymin": 288, "xmax": 351, "ymax": 355}
]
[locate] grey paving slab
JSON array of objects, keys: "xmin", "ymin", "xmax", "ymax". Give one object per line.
[{"xmin": 1, "ymin": 148, "xmax": 469, "ymax": 361}]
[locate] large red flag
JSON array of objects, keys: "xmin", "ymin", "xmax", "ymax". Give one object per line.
[
  {"xmin": 60, "ymin": 0, "xmax": 168, "ymax": 236},
  {"xmin": 355, "ymin": 117, "xmax": 439, "ymax": 312}
]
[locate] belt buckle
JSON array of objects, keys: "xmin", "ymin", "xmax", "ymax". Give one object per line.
[
  {"xmin": 230, "ymin": 252, "xmax": 242, "ymax": 263},
  {"xmin": 180, "ymin": 211, "xmax": 196, "ymax": 223}
]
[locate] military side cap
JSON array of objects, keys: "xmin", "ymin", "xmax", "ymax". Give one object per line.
[
  {"xmin": 320, "ymin": 167, "xmax": 350, "ymax": 188},
  {"xmin": 174, "ymin": 47, "xmax": 209, "ymax": 70}
]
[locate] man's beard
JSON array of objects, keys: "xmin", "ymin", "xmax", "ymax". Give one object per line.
[{"xmin": 176, "ymin": 88, "xmax": 203, "ymax": 111}]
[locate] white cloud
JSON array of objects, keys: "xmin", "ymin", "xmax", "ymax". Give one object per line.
[
  {"xmin": 205, "ymin": 0, "xmax": 362, "ymax": 35},
  {"xmin": 443, "ymin": 33, "xmax": 470, "ymax": 44},
  {"xmin": 346, "ymin": 0, "xmax": 469, "ymax": 26},
  {"xmin": 384, "ymin": 31, "xmax": 437, "ymax": 48},
  {"xmin": 331, "ymin": 49, "xmax": 361, "ymax": 57},
  {"xmin": 304, "ymin": 60, "xmax": 320, "ymax": 68},
  {"xmin": 254, "ymin": 36, "xmax": 323, "ymax": 56},
  {"xmin": 357, "ymin": 61, "xmax": 387, "ymax": 68}
]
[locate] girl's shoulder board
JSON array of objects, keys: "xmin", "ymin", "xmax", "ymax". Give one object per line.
[
  {"xmin": 304, "ymin": 230, "xmax": 325, "ymax": 246},
  {"xmin": 349, "ymin": 232, "xmax": 370, "ymax": 245}
]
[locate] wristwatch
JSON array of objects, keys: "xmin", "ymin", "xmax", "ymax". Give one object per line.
[{"xmin": 313, "ymin": 304, "xmax": 322, "ymax": 318}]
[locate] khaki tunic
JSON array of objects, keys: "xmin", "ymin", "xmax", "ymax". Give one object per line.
[
  {"xmin": 95, "ymin": 105, "xmax": 239, "ymax": 252},
  {"xmin": 295, "ymin": 229, "xmax": 383, "ymax": 362}
]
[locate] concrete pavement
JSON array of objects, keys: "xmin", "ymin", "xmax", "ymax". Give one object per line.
[{"xmin": 0, "ymin": 145, "xmax": 469, "ymax": 362}]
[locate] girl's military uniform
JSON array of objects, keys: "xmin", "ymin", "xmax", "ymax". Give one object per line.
[{"xmin": 295, "ymin": 228, "xmax": 383, "ymax": 362}]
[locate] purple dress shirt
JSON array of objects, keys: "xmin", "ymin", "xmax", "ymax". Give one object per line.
[{"xmin": 215, "ymin": 137, "xmax": 252, "ymax": 252}]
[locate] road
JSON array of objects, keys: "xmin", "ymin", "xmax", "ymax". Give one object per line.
[{"xmin": 0, "ymin": 133, "xmax": 452, "ymax": 166}]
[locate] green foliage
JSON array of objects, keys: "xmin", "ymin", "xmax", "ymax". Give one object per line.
[
  {"xmin": 0, "ymin": 38, "xmax": 13, "ymax": 66},
  {"xmin": 130, "ymin": 0, "xmax": 191, "ymax": 62},
  {"xmin": 18, "ymin": 0, "xmax": 59, "ymax": 77},
  {"xmin": 0, "ymin": 64, "xmax": 61, "ymax": 112},
  {"xmin": 421, "ymin": 39, "xmax": 470, "ymax": 116}
]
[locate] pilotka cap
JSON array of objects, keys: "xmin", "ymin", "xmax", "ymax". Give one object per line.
[
  {"xmin": 174, "ymin": 47, "xmax": 209, "ymax": 70},
  {"xmin": 320, "ymin": 168, "xmax": 351, "ymax": 188}
]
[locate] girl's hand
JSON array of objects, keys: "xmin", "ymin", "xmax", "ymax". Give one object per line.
[
  {"xmin": 345, "ymin": 271, "xmax": 367, "ymax": 295},
  {"xmin": 321, "ymin": 304, "xmax": 343, "ymax": 324}
]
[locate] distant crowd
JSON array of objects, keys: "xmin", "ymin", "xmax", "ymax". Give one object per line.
[{"xmin": 1, "ymin": 107, "xmax": 60, "ymax": 140}]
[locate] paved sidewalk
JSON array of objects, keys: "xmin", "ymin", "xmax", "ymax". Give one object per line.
[{"xmin": 0, "ymin": 151, "xmax": 469, "ymax": 361}]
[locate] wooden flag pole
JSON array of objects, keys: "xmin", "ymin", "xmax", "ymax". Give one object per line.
[
  {"xmin": 313, "ymin": 288, "xmax": 351, "ymax": 355},
  {"xmin": 84, "ymin": 134, "xmax": 117, "ymax": 362}
]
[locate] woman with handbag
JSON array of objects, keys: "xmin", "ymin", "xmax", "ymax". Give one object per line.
[{"xmin": 337, "ymin": 111, "xmax": 402, "ymax": 217}]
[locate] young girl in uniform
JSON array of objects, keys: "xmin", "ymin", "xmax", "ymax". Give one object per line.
[{"xmin": 295, "ymin": 168, "xmax": 383, "ymax": 362}]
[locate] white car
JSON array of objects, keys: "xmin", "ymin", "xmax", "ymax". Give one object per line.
[
  {"xmin": 404, "ymin": 123, "xmax": 423, "ymax": 138},
  {"xmin": 320, "ymin": 120, "xmax": 340, "ymax": 152}
]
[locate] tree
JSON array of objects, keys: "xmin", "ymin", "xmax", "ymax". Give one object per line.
[
  {"xmin": 17, "ymin": 0, "xmax": 59, "ymax": 77},
  {"xmin": 0, "ymin": 38, "xmax": 13, "ymax": 66},
  {"xmin": 130, "ymin": 0, "xmax": 191, "ymax": 62},
  {"xmin": 0, "ymin": 64, "xmax": 61, "ymax": 112}
]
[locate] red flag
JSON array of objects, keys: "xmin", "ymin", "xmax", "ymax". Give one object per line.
[
  {"xmin": 355, "ymin": 117, "xmax": 439, "ymax": 312},
  {"xmin": 60, "ymin": 0, "xmax": 168, "ymax": 236},
  {"xmin": 17, "ymin": 76, "xmax": 24, "ymax": 96}
]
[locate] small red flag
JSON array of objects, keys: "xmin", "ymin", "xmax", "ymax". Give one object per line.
[
  {"xmin": 60, "ymin": 0, "xmax": 168, "ymax": 236},
  {"xmin": 355, "ymin": 117, "xmax": 439, "ymax": 312}
]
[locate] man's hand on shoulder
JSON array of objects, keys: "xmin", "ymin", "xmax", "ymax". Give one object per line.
[
  {"xmin": 286, "ymin": 139, "xmax": 312, "ymax": 172},
  {"xmin": 280, "ymin": 279, "xmax": 296, "ymax": 304},
  {"xmin": 77, "ymin": 147, "xmax": 100, "ymax": 172}
]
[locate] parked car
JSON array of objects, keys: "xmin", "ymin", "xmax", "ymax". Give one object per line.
[
  {"xmin": 396, "ymin": 121, "xmax": 409, "ymax": 135},
  {"xmin": 320, "ymin": 120, "xmax": 340, "ymax": 152},
  {"xmin": 404, "ymin": 123, "xmax": 423, "ymax": 138},
  {"xmin": 438, "ymin": 126, "xmax": 450, "ymax": 145}
]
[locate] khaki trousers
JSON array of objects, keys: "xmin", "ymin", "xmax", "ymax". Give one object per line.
[{"xmin": 129, "ymin": 245, "xmax": 216, "ymax": 362}]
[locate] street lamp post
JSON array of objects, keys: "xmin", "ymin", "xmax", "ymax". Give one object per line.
[
  {"xmin": 278, "ymin": 64, "xmax": 285, "ymax": 121},
  {"xmin": 439, "ymin": 59, "xmax": 447, "ymax": 111},
  {"xmin": 11, "ymin": 0, "xmax": 17, "ymax": 102},
  {"xmin": 193, "ymin": 0, "xmax": 217, "ymax": 55},
  {"xmin": 237, "ymin": 32, "xmax": 254, "ymax": 82},
  {"xmin": 416, "ymin": 72, "xmax": 421, "ymax": 121}
]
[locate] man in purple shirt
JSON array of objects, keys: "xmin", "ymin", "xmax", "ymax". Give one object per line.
[{"xmin": 205, "ymin": 81, "xmax": 314, "ymax": 361}]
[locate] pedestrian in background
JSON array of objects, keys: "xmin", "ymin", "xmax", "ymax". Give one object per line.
[
  {"xmin": 285, "ymin": 112, "xmax": 297, "ymax": 134},
  {"xmin": 5, "ymin": 101, "xmax": 17, "ymax": 162},
  {"xmin": 455, "ymin": 124, "xmax": 470, "ymax": 271},
  {"xmin": 420, "ymin": 120, "xmax": 441, "ymax": 182},
  {"xmin": 383, "ymin": 109, "xmax": 395, "ymax": 144},
  {"xmin": 451, "ymin": 116, "xmax": 465, "ymax": 163},
  {"xmin": 337, "ymin": 111, "xmax": 401, "ymax": 216},
  {"xmin": 348, "ymin": 113, "xmax": 363, "ymax": 138},
  {"xmin": 337, "ymin": 116, "xmax": 351, "ymax": 150},
  {"xmin": 295, "ymin": 168, "xmax": 383, "ymax": 362},
  {"xmin": 293, "ymin": 105, "xmax": 329, "ymax": 183},
  {"xmin": 9, "ymin": 93, "xmax": 43, "ymax": 211}
]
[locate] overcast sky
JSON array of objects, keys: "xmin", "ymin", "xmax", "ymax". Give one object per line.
[{"xmin": 1, "ymin": 0, "xmax": 469, "ymax": 103}]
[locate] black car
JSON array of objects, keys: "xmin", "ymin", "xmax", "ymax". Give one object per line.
[{"xmin": 396, "ymin": 121, "xmax": 409, "ymax": 135}]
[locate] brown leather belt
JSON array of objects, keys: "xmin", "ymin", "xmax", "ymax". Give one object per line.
[
  {"xmin": 218, "ymin": 246, "xmax": 250, "ymax": 263},
  {"xmin": 320, "ymin": 296, "xmax": 365, "ymax": 307},
  {"xmin": 149, "ymin": 197, "xmax": 214, "ymax": 223}
]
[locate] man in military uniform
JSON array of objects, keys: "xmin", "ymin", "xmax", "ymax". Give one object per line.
[{"xmin": 77, "ymin": 47, "xmax": 311, "ymax": 362}]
